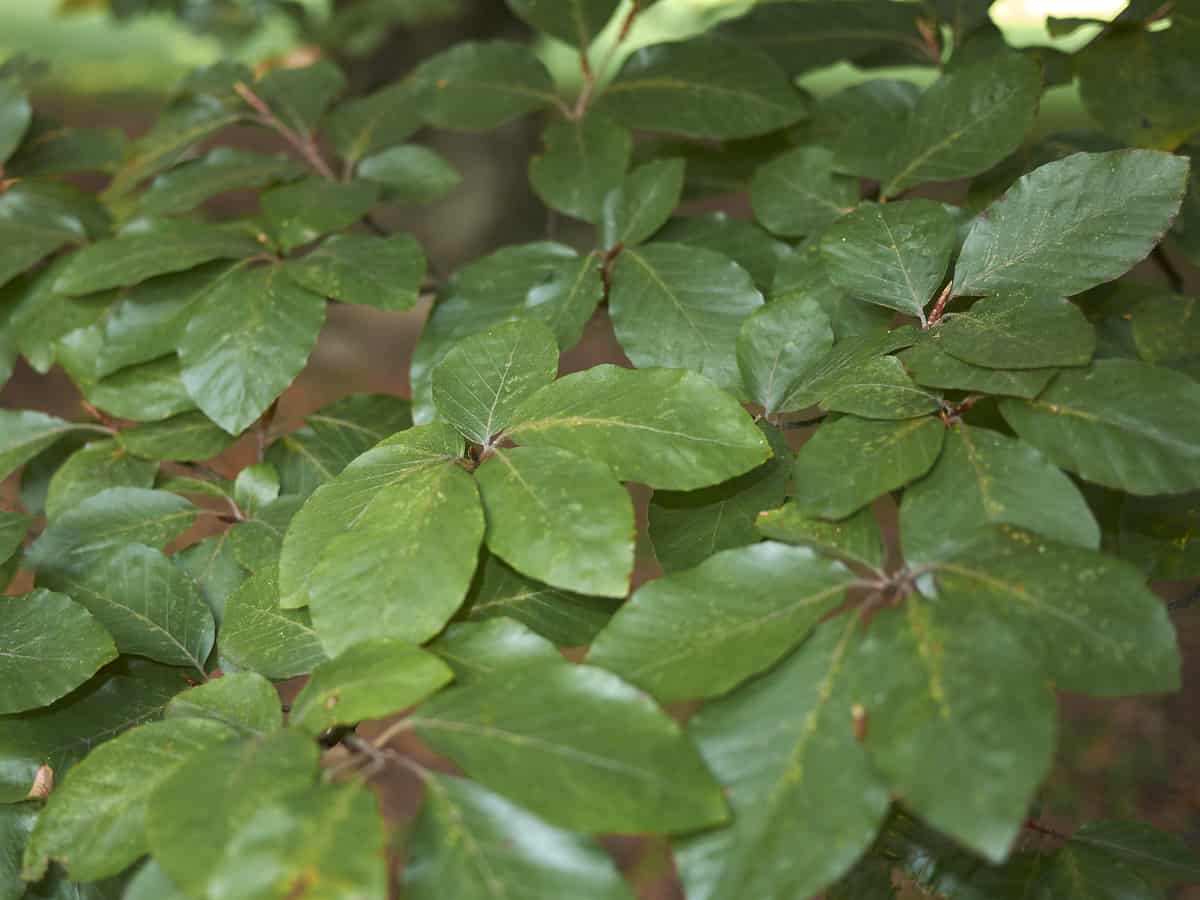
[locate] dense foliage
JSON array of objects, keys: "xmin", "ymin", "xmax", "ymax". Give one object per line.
[{"xmin": 2, "ymin": 0, "xmax": 1199, "ymax": 897}]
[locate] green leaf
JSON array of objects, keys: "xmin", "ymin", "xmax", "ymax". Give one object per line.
[
  {"xmin": 1036, "ymin": 844, "xmax": 1163, "ymax": 900},
  {"xmin": 140, "ymin": 148, "xmax": 301, "ymax": 217},
  {"xmin": 751, "ymin": 146, "xmax": 858, "ymax": 237},
  {"xmin": 1107, "ymin": 490, "xmax": 1200, "ymax": 581},
  {"xmin": 84, "ymin": 356, "xmax": 198, "ymax": 424},
  {"xmin": 0, "ymin": 78, "xmax": 31, "ymax": 164},
  {"xmin": 165, "ymin": 672, "xmax": 282, "ymax": 736},
  {"xmin": 775, "ymin": 326, "xmax": 919, "ymax": 413},
  {"xmin": 953, "ymin": 150, "xmax": 1190, "ymax": 298},
  {"xmin": 756, "ymin": 502, "xmax": 885, "ymax": 571},
  {"xmin": 44, "ymin": 440, "xmax": 158, "ymax": 520},
  {"xmin": 596, "ymin": 36, "xmax": 808, "ymax": 140},
  {"xmin": 432, "ymin": 319, "xmax": 560, "ymax": 445},
  {"xmin": 278, "ymin": 422, "xmax": 464, "ymax": 609},
  {"xmin": 233, "ymin": 463, "xmax": 279, "ymax": 517},
  {"xmin": 530, "ymin": 115, "xmax": 631, "ymax": 223},
  {"xmin": 850, "ymin": 598, "xmax": 1056, "ymax": 862},
  {"xmin": 26, "ymin": 488, "xmax": 196, "ymax": 581},
  {"xmin": 52, "ymin": 220, "xmax": 259, "ymax": 296},
  {"xmin": 1070, "ymin": 821, "xmax": 1200, "ymax": 884},
  {"xmin": 413, "ymin": 41, "xmax": 558, "ymax": 131},
  {"xmin": 508, "ymin": 364, "xmax": 771, "ymax": 490},
  {"xmin": 609, "ymin": 244, "xmax": 763, "ymax": 393},
  {"xmin": 327, "ymin": 79, "xmax": 424, "ymax": 165},
  {"xmin": 807, "ymin": 79, "xmax": 919, "ymax": 180},
  {"xmin": 266, "ymin": 393, "xmax": 412, "ymax": 496},
  {"xmin": 736, "ymin": 296, "xmax": 836, "ymax": 415},
  {"xmin": 771, "ymin": 237, "xmax": 883, "ymax": 335},
  {"xmin": 413, "ymin": 662, "xmax": 728, "ymax": 833},
  {"xmin": 22, "ymin": 718, "xmax": 235, "ymax": 882},
  {"xmin": 208, "ymin": 785, "xmax": 387, "ymax": 900},
  {"xmin": 0, "ymin": 510, "xmax": 27, "ymax": 568},
  {"xmin": 998, "ymin": 359, "xmax": 1200, "ymax": 496},
  {"xmin": 1, "ymin": 803, "xmax": 37, "ymax": 900},
  {"xmin": 600, "ymin": 158, "xmax": 685, "ymax": 249},
  {"xmin": 260, "ymin": 177, "xmax": 379, "ymax": 253},
  {"xmin": 7, "ymin": 123, "xmax": 125, "ymax": 178},
  {"xmin": 358, "ymin": 145, "xmax": 462, "ymax": 204},
  {"xmin": 658, "ymin": 213, "xmax": 789, "ymax": 290},
  {"xmin": 123, "ymin": 861, "xmax": 188, "ymax": 900},
  {"xmin": 116, "ymin": 411, "xmax": 236, "ymax": 461},
  {"xmin": 476, "ymin": 446, "xmax": 634, "ymax": 597},
  {"xmin": 0, "ymin": 590, "xmax": 117, "ymax": 715},
  {"xmin": 675, "ymin": 617, "xmax": 890, "ymax": 900},
  {"xmin": 793, "ymin": 415, "xmax": 945, "ymax": 519},
  {"xmin": 179, "ymin": 264, "xmax": 327, "ymax": 435},
  {"xmin": 930, "ymin": 527, "xmax": 1181, "ymax": 696},
  {"xmin": 146, "ymin": 731, "xmax": 318, "ymax": 898},
  {"xmin": 590, "ymin": 542, "xmax": 855, "ymax": 700},
  {"xmin": 0, "ymin": 183, "xmax": 89, "ymax": 288},
  {"xmin": 228, "ymin": 495, "xmax": 305, "ymax": 575},
  {"xmin": 820, "ymin": 200, "xmax": 957, "ymax": 322},
  {"xmin": 900, "ymin": 424, "xmax": 1099, "ymax": 564},
  {"xmin": 430, "ymin": 619, "xmax": 561, "ymax": 685},
  {"xmin": 405, "ymin": 772, "xmax": 634, "ymax": 900},
  {"xmin": 0, "ymin": 410, "xmax": 97, "ymax": 483},
  {"xmin": 820, "ymin": 355, "xmax": 942, "ymax": 420},
  {"xmin": 880, "ymin": 55, "xmax": 1042, "ymax": 198},
  {"xmin": 42, "ymin": 543, "xmax": 215, "ymax": 673},
  {"xmin": 462, "ymin": 554, "xmax": 621, "ymax": 647},
  {"xmin": 253, "ymin": 60, "xmax": 346, "ymax": 136},
  {"xmin": 176, "ymin": 531, "xmax": 245, "ymax": 626},
  {"xmin": 937, "ymin": 293, "xmax": 1096, "ymax": 369},
  {"xmin": 220, "ymin": 569, "xmax": 327, "ymax": 680},
  {"xmin": 10, "ymin": 260, "xmax": 114, "ymax": 375},
  {"xmin": 898, "ymin": 332, "xmax": 1056, "ymax": 399},
  {"xmin": 505, "ymin": 0, "xmax": 621, "ymax": 48},
  {"xmin": 649, "ymin": 421, "xmax": 788, "ymax": 573},
  {"xmin": 289, "ymin": 639, "xmax": 453, "ymax": 735},
  {"xmin": 1130, "ymin": 291, "xmax": 1200, "ymax": 374}
]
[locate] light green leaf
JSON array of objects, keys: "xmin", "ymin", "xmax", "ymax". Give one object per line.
[
  {"xmin": 600, "ymin": 158, "xmax": 685, "ymax": 249},
  {"xmin": 590, "ymin": 542, "xmax": 854, "ymax": 700},
  {"xmin": 820, "ymin": 200, "xmax": 957, "ymax": 322},
  {"xmin": 756, "ymin": 502, "xmax": 885, "ymax": 571},
  {"xmin": 405, "ymin": 772, "xmax": 634, "ymax": 900},
  {"xmin": 462, "ymin": 554, "xmax": 621, "ymax": 647},
  {"xmin": 930, "ymin": 527, "xmax": 1181, "ymax": 696},
  {"xmin": 509, "ymin": 364, "xmax": 771, "ymax": 490},
  {"xmin": 1070, "ymin": 821, "xmax": 1200, "ymax": 884},
  {"xmin": 900, "ymin": 424, "xmax": 1099, "ymax": 564},
  {"xmin": 179, "ymin": 264, "xmax": 327, "ymax": 435},
  {"xmin": 432, "ymin": 319, "xmax": 559, "ymax": 445},
  {"xmin": 220, "ymin": 569, "xmax": 327, "ymax": 680},
  {"xmin": 737, "ymin": 297, "xmax": 835, "ymax": 415},
  {"xmin": 505, "ymin": 0, "xmax": 622, "ymax": 48},
  {"xmin": 22, "ymin": 718, "xmax": 235, "ymax": 882},
  {"xmin": 0, "ymin": 510, "xmax": 27, "ymax": 568},
  {"xmin": 596, "ymin": 36, "xmax": 807, "ymax": 140},
  {"xmin": 476, "ymin": 446, "xmax": 634, "ymax": 597},
  {"xmin": 358, "ymin": 145, "xmax": 462, "ymax": 204},
  {"xmin": 0, "ymin": 411, "xmax": 97, "ymax": 483},
  {"xmin": 146, "ymin": 730, "xmax": 318, "ymax": 898},
  {"xmin": 675, "ymin": 617, "xmax": 889, "ymax": 900},
  {"xmin": 1130, "ymin": 291, "xmax": 1200, "ymax": 374},
  {"xmin": 413, "ymin": 41, "xmax": 557, "ymax": 131},
  {"xmin": 953, "ymin": 150, "xmax": 1190, "ymax": 298},
  {"xmin": 850, "ymin": 598, "xmax": 1056, "ymax": 862},
  {"xmin": 0, "ymin": 590, "xmax": 117, "ymax": 715},
  {"xmin": 278, "ymin": 422, "xmax": 463, "ymax": 609},
  {"xmin": 165, "ymin": 672, "xmax": 282, "ymax": 736},
  {"xmin": 122, "ymin": 860, "xmax": 190, "ymax": 900},
  {"xmin": 44, "ymin": 440, "xmax": 158, "ymax": 520},
  {"xmin": 0, "ymin": 183, "xmax": 89, "ymax": 288},
  {"xmin": 998, "ymin": 359, "xmax": 1200, "ymax": 495},
  {"xmin": 0, "ymin": 78, "xmax": 31, "ymax": 164},
  {"xmin": 530, "ymin": 115, "xmax": 631, "ymax": 223},
  {"xmin": 430, "ymin": 619, "xmax": 561, "ymax": 685},
  {"xmin": 289, "ymin": 639, "xmax": 453, "ymax": 735},
  {"xmin": 776, "ymin": 326, "xmax": 919, "ymax": 413},
  {"xmin": 1036, "ymin": 844, "xmax": 1163, "ymax": 900},
  {"xmin": 283, "ymin": 233, "xmax": 425, "ymax": 312},
  {"xmin": 42, "ymin": 543, "xmax": 215, "ymax": 674},
  {"xmin": 413, "ymin": 662, "xmax": 728, "ymax": 833},
  {"xmin": 610, "ymin": 244, "xmax": 763, "ymax": 392},
  {"xmin": 1, "ymin": 803, "xmax": 37, "ymax": 900},
  {"xmin": 254, "ymin": 60, "xmax": 346, "ymax": 136},
  {"xmin": 84, "ymin": 356, "xmax": 197, "ymax": 423},
  {"xmin": 938, "ymin": 293, "xmax": 1095, "ymax": 369},
  {"xmin": 820, "ymin": 355, "xmax": 942, "ymax": 420},
  {"xmin": 116, "ymin": 411, "xmax": 236, "ymax": 461},
  {"xmin": 793, "ymin": 415, "xmax": 945, "ymax": 519},
  {"xmin": 53, "ymin": 220, "xmax": 259, "ymax": 296},
  {"xmin": 751, "ymin": 146, "xmax": 858, "ymax": 237},
  {"xmin": 260, "ymin": 177, "xmax": 379, "ymax": 253},
  {"xmin": 233, "ymin": 464, "xmax": 279, "ymax": 517},
  {"xmin": 648, "ymin": 421, "xmax": 789, "ymax": 573},
  {"xmin": 140, "ymin": 148, "xmax": 301, "ymax": 217},
  {"xmin": 658, "ymin": 213, "xmax": 789, "ymax": 289},
  {"xmin": 880, "ymin": 55, "xmax": 1041, "ymax": 197},
  {"xmin": 898, "ymin": 332, "xmax": 1056, "ymax": 399}
]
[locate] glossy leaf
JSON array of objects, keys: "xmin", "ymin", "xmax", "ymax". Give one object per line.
[
  {"xmin": 530, "ymin": 115, "xmax": 631, "ymax": 223},
  {"xmin": 1, "ymin": 803, "xmax": 37, "ymax": 900},
  {"xmin": 140, "ymin": 148, "xmax": 301, "ymax": 217},
  {"xmin": 220, "ymin": 569, "xmax": 328, "ymax": 680},
  {"xmin": 430, "ymin": 619, "xmax": 561, "ymax": 685},
  {"xmin": 751, "ymin": 146, "xmax": 858, "ymax": 237},
  {"xmin": 898, "ymin": 332, "xmax": 1056, "ymax": 398},
  {"xmin": 775, "ymin": 326, "xmax": 919, "ymax": 413},
  {"xmin": 756, "ymin": 502, "xmax": 885, "ymax": 571},
  {"xmin": 807, "ymin": 79, "xmax": 919, "ymax": 180},
  {"xmin": 259, "ymin": 177, "xmax": 379, "ymax": 253},
  {"xmin": 658, "ymin": 213, "xmax": 789, "ymax": 289},
  {"xmin": 358, "ymin": 145, "xmax": 462, "ymax": 204},
  {"xmin": 506, "ymin": 0, "xmax": 621, "ymax": 48},
  {"xmin": 0, "ymin": 78, "xmax": 31, "ymax": 163},
  {"xmin": 737, "ymin": 297, "xmax": 834, "ymax": 415},
  {"xmin": 0, "ymin": 411, "xmax": 96, "ymax": 483},
  {"xmin": 0, "ymin": 183, "xmax": 89, "ymax": 288},
  {"xmin": 819, "ymin": 355, "xmax": 941, "ymax": 420},
  {"xmin": 84, "ymin": 356, "xmax": 197, "ymax": 423},
  {"xmin": 413, "ymin": 41, "xmax": 558, "ymax": 131},
  {"xmin": 164, "ymin": 672, "xmax": 282, "ymax": 736},
  {"xmin": 284, "ymin": 233, "xmax": 425, "ymax": 312},
  {"xmin": 44, "ymin": 440, "xmax": 158, "ymax": 520},
  {"xmin": 599, "ymin": 158, "xmax": 685, "ymax": 249},
  {"xmin": 116, "ymin": 411, "xmax": 235, "ymax": 461}
]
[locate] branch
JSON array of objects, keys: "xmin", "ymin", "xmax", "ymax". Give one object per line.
[
  {"xmin": 1153, "ymin": 244, "xmax": 1184, "ymax": 293},
  {"xmin": 234, "ymin": 81, "xmax": 338, "ymax": 182}
]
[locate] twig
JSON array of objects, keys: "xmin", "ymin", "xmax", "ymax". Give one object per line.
[
  {"xmin": 925, "ymin": 281, "xmax": 953, "ymax": 328},
  {"xmin": 1153, "ymin": 245, "xmax": 1184, "ymax": 293},
  {"xmin": 234, "ymin": 81, "xmax": 338, "ymax": 182}
]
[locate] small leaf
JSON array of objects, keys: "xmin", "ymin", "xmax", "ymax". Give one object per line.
[
  {"xmin": 793, "ymin": 415, "xmax": 945, "ymax": 519},
  {"xmin": 1070, "ymin": 821, "xmax": 1200, "ymax": 884},
  {"xmin": 0, "ymin": 590, "xmax": 117, "ymax": 715},
  {"xmin": 220, "ymin": 569, "xmax": 327, "ymax": 680},
  {"xmin": 432, "ymin": 319, "xmax": 560, "ymax": 445},
  {"xmin": 1036, "ymin": 844, "xmax": 1164, "ymax": 900},
  {"xmin": 140, "ymin": 148, "xmax": 301, "ymax": 217},
  {"xmin": 938, "ymin": 292, "xmax": 1096, "ymax": 368},
  {"xmin": 233, "ymin": 463, "xmax": 280, "ymax": 517},
  {"xmin": 44, "ymin": 440, "xmax": 158, "ymax": 520},
  {"xmin": 807, "ymin": 79, "xmax": 919, "ymax": 180},
  {"xmin": 898, "ymin": 332, "xmax": 1056, "ymax": 398},
  {"xmin": 413, "ymin": 40, "xmax": 558, "ymax": 131},
  {"xmin": 405, "ymin": 773, "xmax": 635, "ymax": 900},
  {"xmin": 284, "ymin": 233, "xmax": 426, "ymax": 313},
  {"xmin": 953, "ymin": 150, "xmax": 1190, "ymax": 298},
  {"xmin": 600, "ymin": 158, "xmax": 685, "ymax": 249},
  {"xmin": 505, "ymin": 0, "xmax": 622, "ymax": 48},
  {"xmin": 260, "ymin": 177, "xmax": 379, "ymax": 253},
  {"xmin": 0, "ymin": 510, "xmax": 27, "ymax": 568},
  {"xmin": 228, "ymin": 495, "xmax": 302, "ymax": 573},
  {"xmin": 0, "ymin": 78, "xmax": 31, "ymax": 164},
  {"xmin": 596, "ymin": 36, "xmax": 807, "ymax": 140},
  {"xmin": 0, "ymin": 410, "xmax": 96, "ymax": 483},
  {"xmin": 0, "ymin": 183, "xmax": 90, "ymax": 288},
  {"xmin": 609, "ymin": 244, "xmax": 764, "ymax": 393},
  {"xmin": 1, "ymin": 803, "xmax": 37, "ymax": 900},
  {"xmin": 756, "ymin": 502, "xmax": 885, "ymax": 571},
  {"xmin": 776, "ymin": 326, "xmax": 919, "ymax": 413},
  {"xmin": 737, "ymin": 296, "xmax": 835, "ymax": 415},
  {"xmin": 589, "ymin": 542, "xmax": 855, "ymax": 700},
  {"xmin": 358, "ymin": 145, "xmax": 462, "ymax": 204},
  {"xmin": 253, "ymin": 60, "xmax": 346, "ymax": 136},
  {"xmin": 820, "ymin": 355, "xmax": 941, "ymax": 420},
  {"xmin": 1130, "ymin": 291, "xmax": 1200, "ymax": 373},
  {"xmin": 508, "ymin": 364, "xmax": 771, "ymax": 490},
  {"xmin": 751, "ymin": 146, "xmax": 858, "ymax": 237},
  {"xmin": 430, "ymin": 619, "xmax": 561, "ymax": 685},
  {"xmin": 327, "ymin": 79, "xmax": 424, "ymax": 164},
  {"xmin": 165, "ymin": 672, "xmax": 283, "ymax": 736},
  {"xmin": 530, "ymin": 115, "xmax": 631, "ymax": 223},
  {"xmin": 820, "ymin": 200, "xmax": 957, "ymax": 322},
  {"xmin": 116, "ymin": 410, "xmax": 236, "ymax": 461},
  {"xmin": 477, "ymin": 446, "xmax": 634, "ymax": 597},
  {"xmin": 413, "ymin": 662, "xmax": 728, "ymax": 833},
  {"xmin": 290, "ymin": 639, "xmax": 453, "ymax": 735}
]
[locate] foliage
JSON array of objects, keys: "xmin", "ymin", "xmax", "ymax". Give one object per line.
[{"xmin": 2, "ymin": 1, "xmax": 1200, "ymax": 898}]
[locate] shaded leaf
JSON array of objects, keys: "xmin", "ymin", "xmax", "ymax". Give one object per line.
[
  {"xmin": 776, "ymin": 326, "xmax": 919, "ymax": 413},
  {"xmin": 0, "ymin": 411, "xmax": 98, "ymax": 483},
  {"xmin": 259, "ymin": 177, "xmax": 379, "ymax": 253},
  {"xmin": 327, "ymin": 79, "xmax": 424, "ymax": 164},
  {"xmin": 530, "ymin": 115, "xmax": 631, "ymax": 223},
  {"xmin": 506, "ymin": 0, "xmax": 622, "ymax": 48},
  {"xmin": 284, "ymin": 233, "xmax": 425, "ymax": 313},
  {"xmin": 116, "ymin": 411, "xmax": 235, "ymax": 461},
  {"xmin": 220, "ymin": 569, "xmax": 328, "ymax": 680},
  {"xmin": 1070, "ymin": 821, "xmax": 1200, "ymax": 884},
  {"xmin": 1036, "ymin": 844, "xmax": 1164, "ymax": 900},
  {"xmin": 140, "ymin": 148, "xmax": 301, "ymax": 217},
  {"xmin": 44, "ymin": 440, "xmax": 158, "ymax": 520},
  {"xmin": 413, "ymin": 41, "xmax": 558, "ymax": 131},
  {"xmin": 736, "ymin": 296, "xmax": 835, "ymax": 415},
  {"xmin": 254, "ymin": 60, "xmax": 345, "ymax": 136},
  {"xmin": 430, "ymin": 619, "xmax": 561, "ymax": 685},
  {"xmin": 658, "ymin": 213, "xmax": 789, "ymax": 289},
  {"xmin": 751, "ymin": 146, "xmax": 858, "ymax": 237},
  {"xmin": 358, "ymin": 145, "xmax": 462, "ymax": 204},
  {"xmin": 0, "ymin": 183, "xmax": 90, "ymax": 288},
  {"xmin": 820, "ymin": 355, "xmax": 941, "ymax": 420},
  {"xmin": 600, "ymin": 158, "xmax": 685, "ymax": 249},
  {"xmin": 756, "ymin": 502, "xmax": 885, "ymax": 571},
  {"xmin": 938, "ymin": 293, "xmax": 1095, "ymax": 369},
  {"xmin": 898, "ymin": 332, "xmax": 1056, "ymax": 398},
  {"xmin": 165, "ymin": 672, "xmax": 282, "ymax": 736}
]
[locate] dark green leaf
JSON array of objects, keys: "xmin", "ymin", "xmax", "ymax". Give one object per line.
[
  {"xmin": 254, "ymin": 60, "xmax": 346, "ymax": 136},
  {"xmin": 175, "ymin": 531, "xmax": 245, "ymax": 626},
  {"xmin": 0, "ymin": 183, "xmax": 89, "ymax": 288},
  {"xmin": 898, "ymin": 332, "xmax": 1056, "ymax": 398},
  {"xmin": 530, "ymin": 115, "xmax": 631, "ymax": 223},
  {"xmin": 260, "ymin": 177, "xmax": 379, "ymax": 252},
  {"xmin": 84, "ymin": 356, "xmax": 197, "ymax": 423},
  {"xmin": 772, "ymin": 240, "xmax": 893, "ymax": 340},
  {"xmin": 658, "ymin": 213, "xmax": 789, "ymax": 289},
  {"xmin": 228, "ymin": 495, "xmax": 303, "ymax": 573},
  {"xmin": 0, "ymin": 510, "xmax": 27, "ymax": 568},
  {"xmin": 220, "ymin": 569, "xmax": 327, "ymax": 680},
  {"xmin": 756, "ymin": 502, "xmax": 885, "ymax": 570},
  {"xmin": 1, "ymin": 803, "xmax": 37, "ymax": 900},
  {"xmin": 600, "ymin": 158, "xmax": 685, "ymax": 249},
  {"xmin": 776, "ymin": 326, "xmax": 919, "ymax": 412},
  {"xmin": 1130, "ymin": 291, "xmax": 1200, "ymax": 375},
  {"xmin": 358, "ymin": 145, "xmax": 462, "ymax": 204},
  {"xmin": 327, "ymin": 79, "xmax": 424, "ymax": 164},
  {"xmin": 0, "ymin": 410, "xmax": 98, "ymax": 483},
  {"xmin": 808, "ymin": 79, "xmax": 919, "ymax": 180},
  {"xmin": 116, "ymin": 411, "xmax": 235, "ymax": 461},
  {"xmin": 413, "ymin": 41, "xmax": 558, "ymax": 131},
  {"xmin": 44, "ymin": 440, "xmax": 158, "ymax": 520},
  {"xmin": 506, "ymin": 0, "xmax": 622, "ymax": 48},
  {"xmin": 1037, "ymin": 844, "xmax": 1164, "ymax": 900},
  {"xmin": 820, "ymin": 355, "xmax": 942, "ymax": 420},
  {"xmin": 165, "ymin": 672, "xmax": 282, "ymax": 736},
  {"xmin": 737, "ymin": 297, "xmax": 835, "ymax": 415},
  {"xmin": 937, "ymin": 293, "xmax": 1096, "ymax": 368},
  {"xmin": 140, "ymin": 148, "xmax": 301, "ymax": 217},
  {"xmin": 430, "ymin": 619, "xmax": 561, "ymax": 685},
  {"xmin": 751, "ymin": 146, "xmax": 858, "ymax": 237},
  {"xmin": 1070, "ymin": 821, "xmax": 1200, "ymax": 884},
  {"xmin": 0, "ymin": 78, "xmax": 31, "ymax": 163},
  {"xmin": 7, "ymin": 123, "xmax": 125, "ymax": 178}
]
